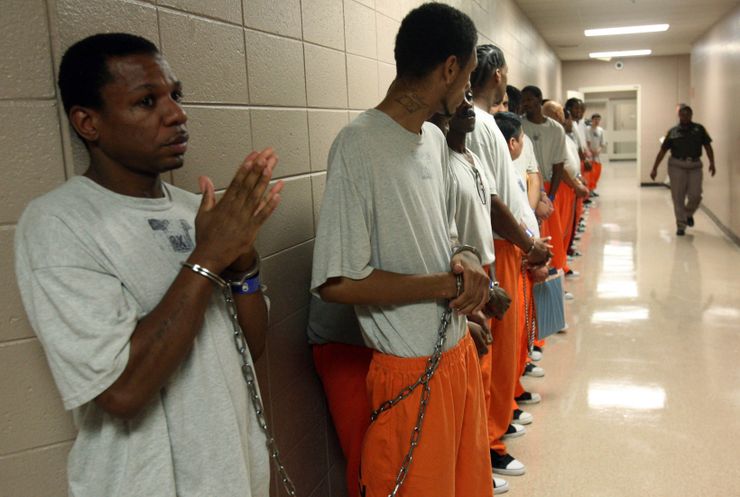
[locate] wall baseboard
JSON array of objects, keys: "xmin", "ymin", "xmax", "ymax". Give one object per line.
[{"xmin": 640, "ymin": 183, "xmax": 740, "ymax": 247}]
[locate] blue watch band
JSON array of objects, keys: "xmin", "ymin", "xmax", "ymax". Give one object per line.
[{"xmin": 231, "ymin": 273, "xmax": 261, "ymax": 295}]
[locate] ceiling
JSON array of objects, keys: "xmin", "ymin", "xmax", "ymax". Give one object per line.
[{"xmin": 513, "ymin": 0, "xmax": 739, "ymax": 60}]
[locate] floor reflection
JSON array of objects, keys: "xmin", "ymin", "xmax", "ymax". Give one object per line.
[{"xmin": 588, "ymin": 381, "xmax": 666, "ymax": 411}]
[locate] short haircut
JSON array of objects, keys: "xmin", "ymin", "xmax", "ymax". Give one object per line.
[
  {"xmin": 679, "ymin": 105, "xmax": 693, "ymax": 114},
  {"xmin": 494, "ymin": 111, "xmax": 522, "ymax": 143},
  {"xmin": 591, "ymin": 113, "xmax": 601, "ymax": 119},
  {"xmin": 395, "ymin": 3, "xmax": 477, "ymax": 79},
  {"xmin": 58, "ymin": 33, "xmax": 159, "ymax": 115},
  {"xmin": 521, "ymin": 85, "xmax": 543, "ymax": 102},
  {"xmin": 471, "ymin": 44, "xmax": 506, "ymax": 89},
  {"xmin": 564, "ymin": 97, "xmax": 582, "ymax": 114},
  {"xmin": 506, "ymin": 85, "xmax": 522, "ymax": 114}
]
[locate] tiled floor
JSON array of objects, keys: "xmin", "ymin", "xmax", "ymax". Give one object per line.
[{"xmin": 504, "ymin": 161, "xmax": 740, "ymax": 496}]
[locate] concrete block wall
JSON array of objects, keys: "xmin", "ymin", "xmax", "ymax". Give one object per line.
[{"xmin": 0, "ymin": 1, "xmax": 561, "ymax": 496}]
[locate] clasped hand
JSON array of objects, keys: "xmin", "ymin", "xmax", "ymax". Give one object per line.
[{"xmin": 192, "ymin": 148, "xmax": 284, "ymax": 273}]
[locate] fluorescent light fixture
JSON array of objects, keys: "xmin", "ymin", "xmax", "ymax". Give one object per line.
[
  {"xmin": 589, "ymin": 49, "xmax": 652, "ymax": 59},
  {"xmin": 585, "ymin": 24, "xmax": 669, "ymax": 37}
]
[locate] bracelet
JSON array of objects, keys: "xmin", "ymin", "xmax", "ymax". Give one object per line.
[
  {"xmin": 525, "ymin": 242, "xmax": 535, "ymax": 255},
  {"xmin": 181, "ymin": 262, "xmax": 227, "ymax": 288},
  {"xmin": 452, "ymin": 244, "xmax": 482, "ymax": 263}
]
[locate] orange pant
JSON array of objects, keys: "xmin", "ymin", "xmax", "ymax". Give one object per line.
[
  {"xmin": 480, "ymin": 240, "xmax": 522, "ymax": 455},
  {"xmin": 542, "ymin": 182, "xmax": 567, "ymax": 271},
  {"xmin": 557, "ymin": 186, "xmax": 576, "ymax": 254},
  {"xmin": 313, "ymin": 343, "xmax": 373, "ymax": 497},
  {"xmin": 588, "ymin": 160, "xmax": 603, "ymax": 190},
  {"xmin": 515, "ymin": 270, "xmax": 536, "ymax": 399},
  {"xmin": 359, "ymin": 334, "xmax": 493, "ymax": 497}
]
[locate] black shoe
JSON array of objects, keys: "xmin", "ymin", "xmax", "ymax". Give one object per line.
[
  {"xmin": 687, "ymin": 216, "xmax": 694, "ymax": 227},
  {"xmin": 677, "ymin": 228, "xmax": 686, "ymax": 236},
  {"xmin": 515, "ymin": 391, "xmax": 542, "ymax": 404}
]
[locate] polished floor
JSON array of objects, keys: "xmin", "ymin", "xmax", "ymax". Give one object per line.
[{"xmin": 505, "ymin": 161, "xmax": 740, "ymax": 497}]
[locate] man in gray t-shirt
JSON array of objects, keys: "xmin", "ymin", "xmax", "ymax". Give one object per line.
[
  {"xmin": 311, "ymin": 5, "xmax": 494, "ymax": 497},
  {"xmin": 14, "ymin": 34, "xmax": 284, "ymax": 497}
]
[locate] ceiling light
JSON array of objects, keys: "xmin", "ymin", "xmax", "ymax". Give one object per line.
[
  {"xmin": 589, "ymin": 49, "xmax": 652, "ymax": 59},
  {"xmin": 585, "ymin": 24, "xmax": 669, "ymax": 37}
]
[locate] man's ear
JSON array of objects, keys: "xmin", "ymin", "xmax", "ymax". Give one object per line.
[
  {"xmin": 442, "ymin": 54, "xmax": 459, "ymax": 86},
  {"xmin": 68, "ymin": 106, "xmax": 100, "ymax": 143}
]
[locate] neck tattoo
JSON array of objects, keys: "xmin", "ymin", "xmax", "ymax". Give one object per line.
[{"xmin": 395, "ymin": 93, "xmax": 428, "ymax": 114}]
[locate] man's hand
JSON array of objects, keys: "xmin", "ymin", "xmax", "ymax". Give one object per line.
[
  {"xmin": 468, "ymin": 321, "xmax": 490, "ymax": 358},
  {"xmin": 449, "ymin": 251, "xmax": 489, "ymax": 315},
  {"xmin": 574, "ymin": 181, "xmax": 590, "ymax": 199},
  {"xmin": 650, "ymin": 167, "xmax": 658, "ymax": 181},
  {"xmin": 484, "ymin": 285, "xmax": 511, "ymax": 320},
  {"xmin": 583, "ymin": 159, "xmax": 593, "ymax": 171},
  {"xmin": 535, "ymin": 191, "xmax": 554, "ymax": 220},
  {"xmin": 526, "ymin": 237, "xmax": 552, "ymax": 266},
  {"xmin": 191, "ymin": 148, "xmax": 284, "ymax": 272},
  {"xmin": 709, "ymin": 162, "xmax": 716, "ymax": 177},
  {"xmin": 527, "ymin": 263, "xmax": 549, "ymax": 283}
]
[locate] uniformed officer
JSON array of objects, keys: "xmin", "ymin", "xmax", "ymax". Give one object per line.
[{"xmin": 650, "ymin": 106, "xmax": 715, "ymax": 236}]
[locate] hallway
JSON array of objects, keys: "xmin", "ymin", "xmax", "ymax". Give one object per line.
[{"xmin": 506, "ymin": 161, "xmax": 740, "ymax": 496}]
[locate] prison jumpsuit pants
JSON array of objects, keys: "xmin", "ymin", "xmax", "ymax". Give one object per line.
[
  {"xmin": 313, "ymin": 343, "xmax": 374, "ymax": 497},
  {"xmin": 359, "ymin": 334, "xmax": 493, "ymax": 497}
]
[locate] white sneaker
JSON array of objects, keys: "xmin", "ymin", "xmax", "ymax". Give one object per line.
[
  {"xmin": 524, "ymin": 363, "xmax": 545, "ymax": 377},
  {"xmin": 565, "ymin": 270, "xmax": 580, "ymax": 279},
  {"xmin": 515, "ymin": 391, "xmax": 542, "ymax": 404},
  {"xmin": 530, "ymin": 349, "xmax": 543, "ymax": 361},
  {"xmin": 494, "ymin": 476, "xmax": 510, "ymax": 494},
  {"xmin": 512, "ymin": 408, "xmax": 533, "ymax": 425},
  {"xmin": 491, "ymin": 452, "xmax": 526, "ymax": 476},
  {"xmin": 564, "ymin": 291, "xmax": 575, "ymax": 301},
  {"xmin": 502, "ymin": 423, "xmax": 526, "ymax": 439}
]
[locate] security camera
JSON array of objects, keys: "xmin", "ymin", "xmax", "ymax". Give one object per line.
[{"xmin": 615, "ymin": 61, "xmax": 624, "ymax": 70}]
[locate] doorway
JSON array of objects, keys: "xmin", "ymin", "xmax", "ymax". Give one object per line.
[{"xmin": 582, "ymin": 90, "xmax": 638, "ymax": 161}]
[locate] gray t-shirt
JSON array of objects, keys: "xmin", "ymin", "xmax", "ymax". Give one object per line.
[
  {"xmin": 306, "ymin": 296, "xmax": 364, "ymax": 346},
  {"xmin": 15, "ymin": 177, "xmax": 269, "ymax": 497},
  {"xmin": 467, "ymin": 106, "xmax": 537, "ymax": 240},
  {"xmin": 310, "ymin": 109, "xmax": 465, "ymax": 358},
  {"xmin": 522, "ymin": 116, "xmax": 567, "ymax": 181}
]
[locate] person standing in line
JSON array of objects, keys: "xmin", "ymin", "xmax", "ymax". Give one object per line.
[
  {"xmin": 14, "ymin": 33, "xmax": 284, "ymax": 497},
  {"xmin": 650, "ymin": 105, "xmax": 715, "ymax": 236},
  {"xmin": 429, "ymin": 87, "xmax": 514, "ymax": 494},
  {"xmin": 311, "ymin": 4, "xmax": 494, "ymax": 496},
  {"xmin": 586, "ymin": 113, "xmax": 607, "ymax": 194},
  {"xmin": 467, "ymin": 44, "xmax": 552, "ymax": 479}
]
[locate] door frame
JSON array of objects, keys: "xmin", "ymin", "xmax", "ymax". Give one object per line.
[{"xmin": 578, "ymin": 84, "xmax": 642, "ymax": 171}]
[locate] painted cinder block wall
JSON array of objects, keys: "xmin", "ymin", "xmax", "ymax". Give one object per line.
[{"xmin": 0, "ymin": 1, "xmax": 561, "ymax": 496}]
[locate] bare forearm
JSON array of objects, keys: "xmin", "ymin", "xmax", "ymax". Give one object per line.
[
  {"xmin": 705, "ymin": 144, "xmax": 715, "ymax": 163},
  {"xmin": 490, "ymin": 195, "xmax": 532, "ymax": 251},
  {"xmin": 319, "ymin": 270, "xmax": 456, "ymax": 306},
  {"xmin": 560, "ymin": 169, "xmax": 578, "ymax": 189},
  {"xmin": 653, "ymin": 148, "xmax": 668, "ymax": 170},
  {"xmin": 548, "ymin": 163, "xmax": 565, "ymax": 197},
  {"xmin": 96, "ymin": 255, "xmax": 217, "ymax": 419},
  {"xmin": 234, "ymin": 290, "xmax": 269, "ymax": 361},
  {"xmin": 526, "ymin": 173, "xmax": 541, "ymax": 209}
]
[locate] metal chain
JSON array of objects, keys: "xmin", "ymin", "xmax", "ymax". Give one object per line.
[
  {"xmin": 221, "ymin": 285, "xmax": 298, "ymax": 497},
  {"xmin": 369, "ymin": 308, "xmax": 453, "ymax": 497},
  {"xmin": 522, "ymin": 267, "xmax": 536, "ymax": 355}
]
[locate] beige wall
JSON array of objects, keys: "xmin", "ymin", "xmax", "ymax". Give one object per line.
[
  {"xmin": 561, "ymin": 55, "xmax": 691, "ymax": 183},
  {"xmin": 0, "ymin": 1, "xmax": 560, "ymax": 496},
  {"xmin": 690, "ymin": 4, "xmax": 740, "ymax": 237}
]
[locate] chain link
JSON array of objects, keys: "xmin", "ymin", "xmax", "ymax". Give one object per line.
[
  {"xmin": 522, "ymin": 267, "xmax": 536, "ymax": 355},
  {"xmin": 221, "ymin": 286, "xmax": 298, "ymax": 497},
  {"xmin": 369, "ymin": 308, "xmax": 453, "ymax": 497}
]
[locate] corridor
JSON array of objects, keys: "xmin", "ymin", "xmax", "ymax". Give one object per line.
[{"xmin": 507, "ymin": 161, "xmax": 740, "ymax": 496}]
